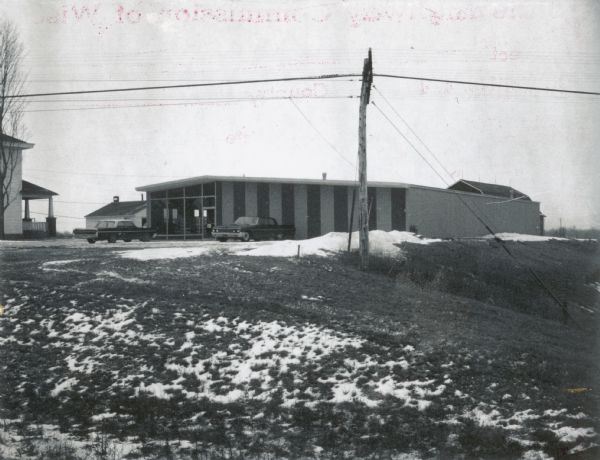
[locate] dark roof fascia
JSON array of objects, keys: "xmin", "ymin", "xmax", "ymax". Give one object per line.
[{"xmin": 136, "ymin": 175, "xmax": 412, "ymax": 192}]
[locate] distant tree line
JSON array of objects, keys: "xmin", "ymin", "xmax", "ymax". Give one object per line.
[{"xmin": 546, "ymin": 226, "xmax": 600, "ymax": 239}]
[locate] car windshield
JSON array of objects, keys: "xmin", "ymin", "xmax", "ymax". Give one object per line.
[{"xmin": 234, "ymin": 217, "xmax": 259, "ymax": 226}]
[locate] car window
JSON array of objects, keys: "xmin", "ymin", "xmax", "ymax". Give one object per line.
[
  {"xmin": 117, "ymin": 221, "xmax": 136, "ymax": 228},
  {"xmin": 258, "ymin": 218, "xmax": 275, "ymax": 226},
  {"xmin": 96, "ymin": 221, "xmax": 116, "ymax": 229},
  {"xmin": 234, "ymin": 217, "xmax": 259, "ymax": 226}
]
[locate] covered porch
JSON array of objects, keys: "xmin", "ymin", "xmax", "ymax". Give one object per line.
[{"xmin": 21, "ymin": 180, "xmax": 58, "ymax": 238}]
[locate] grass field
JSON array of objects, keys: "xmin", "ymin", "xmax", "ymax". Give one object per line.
[{"xmin": 0, "ymin": 236, "xmax": 598, "ymax": 459}]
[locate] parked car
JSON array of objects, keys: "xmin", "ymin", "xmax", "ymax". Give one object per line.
[
  {"xmin": 212, "ymin": 216, "xmax": 295, "ymax": 242},
  {"xmin": 73, "ymin": 220, "xmax": 156, "ymax": 243}
]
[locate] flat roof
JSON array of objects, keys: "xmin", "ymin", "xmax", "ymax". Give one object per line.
[
  {"xmin": 136, "ymin": 175, "xmax": 412, "ymax": 192},
  {"xmin": 135, "ymin": 175, "xmax": 539, "ymax": 204}
]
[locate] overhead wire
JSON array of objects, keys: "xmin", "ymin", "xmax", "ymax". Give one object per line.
[
  {"xmin": 370, "ymin": 95, "xmax": 574, "ymax": 325},
  {"xmin": 288, "ymin": 97, "xmax": 356, "ymax": 171}
]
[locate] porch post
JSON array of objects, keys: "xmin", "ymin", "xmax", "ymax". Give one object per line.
[
  {"xmin": 24, "ymin": 199, "xmax": 31, "ymax": 220},
  {"xmin": 46, "ymin": 196, "xmax": 57, "ymax": 237}
]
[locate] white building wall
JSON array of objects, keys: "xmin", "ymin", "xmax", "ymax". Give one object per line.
[{"xmin": 3, "ymin": 150, "xmax": 23, "ymax": 236}]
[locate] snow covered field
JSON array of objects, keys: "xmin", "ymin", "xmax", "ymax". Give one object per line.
[{"xmin": 0, "ymin": 233, "xmax": 598, "ymax": 459}]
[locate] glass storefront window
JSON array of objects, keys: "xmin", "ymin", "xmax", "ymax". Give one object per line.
[
  {"xmin": 150, "ymin": 190, "xmax": 166, "ymax": 199},
  {"xmin": 185, "ymin": 184, "xmax": 202, "ymax": 197},
  {"xmin": 203, "ymin": 182, "xmax": 215, "ymax": 196},
  {"xmin": 151, "ymin": 199, "xmax": 167, "ymax": 234},
  {"xmin": 167, "ymin": 199, "xmax": 184, "ymax": 234},
  {"xmin": 169, "ymin": 187, "xmax": 185, "ymax": 198},
  {"xmin": 185, "ymin": 198, "xmax": 203, "ymax": 235}
]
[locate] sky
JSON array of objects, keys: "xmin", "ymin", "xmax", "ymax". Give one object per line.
[{"xmin": 1, "ymin": 0, "xmax": 599, "ymax": 232}]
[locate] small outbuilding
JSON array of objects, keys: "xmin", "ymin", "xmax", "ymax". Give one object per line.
[{"xmin": 85, "ymin": 196, "xmax": 147, "ymax": 229}]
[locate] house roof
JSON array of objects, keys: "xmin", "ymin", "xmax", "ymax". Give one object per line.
[
  {"xmin": 447, "ymin": 180, "xmax": 531, "ymax": 201},
  {"xmin": 21, "ymin": 180, "xmax": 58, "ymax": 199},
  {"xmin": 1, "ymin": 134, "xmax": 34, "ymax": 149},
  {"xmin": 85, "ymin": 201, "xmax": 147, "ymax": 218}
]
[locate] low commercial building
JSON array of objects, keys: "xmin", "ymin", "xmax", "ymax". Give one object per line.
[{"xmin": 135, "ymin": 175, "xmax": 542, "ymax": 239}]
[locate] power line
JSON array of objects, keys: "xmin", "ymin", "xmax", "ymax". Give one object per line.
[
  {"xmin": 288, "ymin": 98, "xmax": 356, "ymax": 171},
  {"xmin": 373, "ymin": 85, "xmax": 454, "ymax": 182},
  {"xmin": 29, "ymin": 211, "xmax": 84, "ymax": 220},
  {"xmin": 5, "ymin": 74, "xmax": 361, "ymax": 99},
  {"xmin": 374, "ymin": 73, "xmax": 600, "ymax": 96},
  {"xmin": 5, "ymin": 72, "xmax": 598, "ymax": 100},
  {"xmin": 22, "ymin": 95, "xmax": 356, "ymax": 113},
  {"xmin": 371, "ymin": 100, "xmax": 574, "ymax": 324}
]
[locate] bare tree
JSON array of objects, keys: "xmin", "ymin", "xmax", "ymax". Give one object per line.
[{"xmin": 0, "ymin": 19, "xmax": 26, "ymax": 238}]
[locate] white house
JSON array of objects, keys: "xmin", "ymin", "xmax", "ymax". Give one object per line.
[
  {"xmin": 85, "ymin": 196, "xmax": 147, "ymax": 229},
  {"xmin": 1, "ymin": 134, "xmax": 58, "ymax": 238}
]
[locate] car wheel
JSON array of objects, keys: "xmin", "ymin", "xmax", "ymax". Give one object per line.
[
  {"xmin": 217, "ymin": 238, "xmax": 227, "ymax": 242},
  {"xmin": 141, "ymin": 234, "xmax": 151, "ymax": 242},
  {"xmin": 108, "ymin": 236, "xmax": 117, "ymax": 243},
  {"xmin": 87, "ymin": 239, "xmax": 95, "ymax": 244},
  {"xmin": 276, "ymin": 233, "xmax": 283, "ymax": 240},
  {"xmin": 123, "ymin": 239, "xmax": 131, "ymax": 242},
  {"xmin": 241, "ymin": 233, "xmax": 251, "ymax": 242}
]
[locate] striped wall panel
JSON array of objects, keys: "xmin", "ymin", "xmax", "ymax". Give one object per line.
[
  {"xmin": 257, "ymin": 182, "xmax": 270, "ymax": 218},
  {"xmin": 307, "ymin": 185, "xmax": 321, "ymax": 238},
  {"xmin": 333, "ymin": 186, "xmax": 348, "ymax": 232},
  {"xmin": 294, "ymin": 184, "xmax": 308, "ymax": 239},
  {"xmin": 245, "ymin": 182, "xmax": 258, "ymax": 217},
  {"xmin": 269, "ymin": 183, "xmax": 282, "ymax": 224},
  {"xmin": 233, "ymin": 182, "xmax": 245, "ymax": 219},
  {"xmin": 320, "ymin": 185, "xmax": 335, "ymax": 234}
]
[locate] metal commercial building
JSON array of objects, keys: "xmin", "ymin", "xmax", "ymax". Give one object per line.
[{"xmin": 135, "ymin": 176, "xmax": 542, "ymax": 239}]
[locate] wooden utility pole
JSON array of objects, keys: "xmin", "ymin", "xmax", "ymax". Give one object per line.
[{"xmin": 358, "ymin": 49, "xmax": 373, "ymax": 270}]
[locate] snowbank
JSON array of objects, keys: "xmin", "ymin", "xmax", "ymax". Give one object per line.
[
  {"xmin": 235, "ymin": 230, "xmax": 439, "ymax": 258},
  {"xmin": 485, "ymin": 233, "xmax": 569, "ymax": 242},
  {"xmin": 117, "ymin": 231, "xmax": 439, "ymax": 260}
]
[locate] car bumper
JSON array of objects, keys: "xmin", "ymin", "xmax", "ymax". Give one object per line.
[{"xmin": 213, "ymin": 232, "xmax": 246, "ymax": 239}]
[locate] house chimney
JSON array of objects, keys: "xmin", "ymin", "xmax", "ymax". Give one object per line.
[
  {"xmin": 322, "ymin": 172, "xmax": 327, "ymax": 180},
  {"xmin": 113, "ymin": 196, "xmax": 119, "ymax": 203}
]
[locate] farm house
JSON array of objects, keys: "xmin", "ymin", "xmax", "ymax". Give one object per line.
[{"xmin": 135, "ymin": 175, "xmax": 543, "ymax": 240}]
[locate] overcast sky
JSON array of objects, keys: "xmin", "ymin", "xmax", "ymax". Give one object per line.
[{"xmin": 2, "ymin": 0, "xmax": 599, "ymax": 231}]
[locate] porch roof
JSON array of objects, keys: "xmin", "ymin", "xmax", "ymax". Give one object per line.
[{"xmin": 21, "ymin": 180, "xmax": 58, "ymax": 200}]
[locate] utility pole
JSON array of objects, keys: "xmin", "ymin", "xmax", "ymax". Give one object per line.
[{"xmin": 358, "ymin": 49, "xmax": 373, "ymax": 270}]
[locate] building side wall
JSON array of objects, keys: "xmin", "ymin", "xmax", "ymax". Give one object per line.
[
  {"xmin": 320, "ymin": 185, "xmax": 334, "ymax": 234},
  {"xmin": 4, "ymin": 150, "xmax": 23, "ymax": 236},
  {"xmin": 294, "ymin": 184, "xmax": 308, "ymax": 239},
  {"xmin": 406, "ymin": 187, "xmax": 541, "ymax": 237}
]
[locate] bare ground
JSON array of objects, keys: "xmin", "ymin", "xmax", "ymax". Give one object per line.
[{"xmin": 0, "ymin": 238, "xmax": 598, "ymax": 459}]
